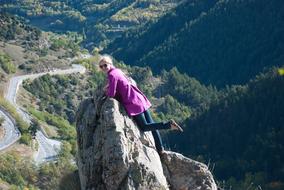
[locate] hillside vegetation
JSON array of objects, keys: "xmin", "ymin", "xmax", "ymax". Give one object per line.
[
  {"xmin": 0, "ymin": 13, "xmax": 83, "ymax": 75},
  {"xmin": 0, "ymin": 13, "xmax": 88, "ymax": 189},
  {"xmin": 0, "ymin": 150, "xmax": 80, "ymax": 189},
  {"xmin": 106, "ymin": 0, "xmax": 284, "ymax": 87},
  {"xmin": 0, "ymin": 0, "xmax": 180, "ymax": 48},
  {"xmin": 169, "ymin": 68, "xmax": 284, "ymax": 190}
]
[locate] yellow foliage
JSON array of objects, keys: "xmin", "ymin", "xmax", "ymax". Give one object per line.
[{"xmin": 278, "ymin": 68, "xmax": 284, "ymax": 76}]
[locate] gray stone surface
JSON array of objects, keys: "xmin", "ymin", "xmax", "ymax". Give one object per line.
[{"xmin": 161, "ymin": 151, "xmax": 217, "ymax": 190}]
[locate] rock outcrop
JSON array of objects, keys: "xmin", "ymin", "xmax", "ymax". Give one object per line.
[{"xmin": 76, "ymin": 95, "xmax": 217, "ymax": 190}]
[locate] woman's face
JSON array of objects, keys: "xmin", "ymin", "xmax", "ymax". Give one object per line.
[{"xmin": 99, "ymin": 61, "xmax": 111, "ymax": 73}]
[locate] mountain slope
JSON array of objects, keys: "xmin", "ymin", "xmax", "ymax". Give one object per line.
[
  {"xmin": 105, "ymin": 0, "xmax": 218, "ymax": 65},
  {"xmin": 168, "ymin": 67, "xmax": 284, "ymax": 189},
  {"xmin": 0, "ymin": 0, "xmax": 180, "ymax": 47},
  {"xmin": 106, "ymin": 0, "xmax": 284, "ymax": 87}
]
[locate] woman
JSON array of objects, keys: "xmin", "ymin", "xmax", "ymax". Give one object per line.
[{"xmin": 98, "ymin": 55, "xmax": 183, "ymax": 154}]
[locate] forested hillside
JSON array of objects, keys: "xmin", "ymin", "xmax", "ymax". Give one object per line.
[
  {"xmin": 0, "ymin": 0, "xmax": 179, "ymax": 47},
  {"xmin": 106, "ymin": 0, "xmax": 284, "ymax": 87},
  {"xmin": 105, "ymin": 0, "xmax": 218, "ymax": 66},
  {"xmin": 168, "ymin": 68, "xmax": 284, "ymax": 190}
]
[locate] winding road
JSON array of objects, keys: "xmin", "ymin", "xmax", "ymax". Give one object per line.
[{"xmin": 0, "ymin": 64, "xmax": 86, "ymax": 163}]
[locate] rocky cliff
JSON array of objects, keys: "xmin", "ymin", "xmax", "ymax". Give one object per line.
[{"xmin": 76, "ymin": 94, "xmax": 217, "ymax": 190}]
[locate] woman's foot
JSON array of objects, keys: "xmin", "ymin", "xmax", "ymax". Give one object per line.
[{"xmin": 169, "ymin": 119, "xmax": 183, "ymax": 132}]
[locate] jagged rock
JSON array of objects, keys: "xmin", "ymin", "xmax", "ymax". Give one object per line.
[
  {"xmin": 76, "ymin": 96, "xmax": 168, "ymax": 190},
  {"xmin": 161, "ymin": 152, "xmax": 217, "ymax": 190},
  {"xmin": 76, "ymin": 95, "xmax": 217, "ymax": 190}
]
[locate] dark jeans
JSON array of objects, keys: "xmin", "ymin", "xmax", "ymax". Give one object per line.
[{"xmin": 133, "ymin": 109, "xmax": 170, "ymax": 152}]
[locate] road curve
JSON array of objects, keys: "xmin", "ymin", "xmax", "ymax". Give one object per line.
[
  {"xmin": 0, "ymin": 108, "xmax": 20, "ymax": 151},
  {"xmin": 2, "ymin": 64, "xmax": 86, "ymax": 164}
]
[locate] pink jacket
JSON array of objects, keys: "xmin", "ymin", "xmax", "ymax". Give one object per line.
[{"xmin": 106, "ymin": 68, "xmax": 151, "ymax": 116}]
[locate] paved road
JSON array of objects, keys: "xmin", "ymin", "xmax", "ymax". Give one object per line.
[
  {"xmin": 0, "ymin": 108, "xmax": 20, "ymax": 151},
  {"xmin": 2, "ymin": 64, "xmax": 86, "ymax": 164}
]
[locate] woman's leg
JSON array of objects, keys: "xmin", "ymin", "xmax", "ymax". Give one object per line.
[
  {"xmin": 134, "ymin": 110, "xmax": 168, "ymax": 152},
  {"xmin": 151, "ymin": 131, "xmax": 164, "ymax": 152},
  {"xmin": 144, "ymin": 110, "xmax": 165, "ymax": 152},
  {"xmin": 133, "ymin": 110, "xmax": 170, "ymax": 131},
  {"xmin": 143, "ymin": 109, "xmax": 154, "ymax": 123}
]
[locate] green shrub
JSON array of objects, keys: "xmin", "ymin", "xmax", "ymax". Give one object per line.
[
  {"xmin": 0, "ymin": 150, "xmax": 79, "ymax": 189},
  {"xmin": 0, "ymin": 52, "xmax": 16, "ymax": 74},
  {"xmin": 0, "ymin": 152, "xmax": 38, "ymax": 188},
  {"xmin": 50, "ymin": 38, "xmax": 68, "ymax": 50},
  {"xmin": 20, "ymin": 133, "xmax": 32, "ymax": 145}
]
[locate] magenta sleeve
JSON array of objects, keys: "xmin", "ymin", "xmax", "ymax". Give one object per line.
[{"xmin": 107, "ymin": 75, "xmax": 118, "ymax": 97}]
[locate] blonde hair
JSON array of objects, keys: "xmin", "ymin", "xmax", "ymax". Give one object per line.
[{"xmin": 99, "ymin": 54, "xmax": 113, "ymax": 65}]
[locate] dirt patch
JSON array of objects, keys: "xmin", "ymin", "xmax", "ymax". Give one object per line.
[
  {"xmin": 40, "ymin": 122, "xmax": 59, "ymax": 138},
  {"xmin": 0, "ymin": 142, "xmax": 34, "ymax": 158},
  {"xmin": 17, "ymin": 86, "xmax": 38, "ymax": 108},
  {"xmin": 0, "ymin": 181, "xmax": 10, "ymax": 190},
  {"xmin": 0, "ymin": 37, "xmax": 71, "ymax": 77},
  {"xmin": 0, "ymin": 42, "xmax": 26, "ymax": 67}
]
